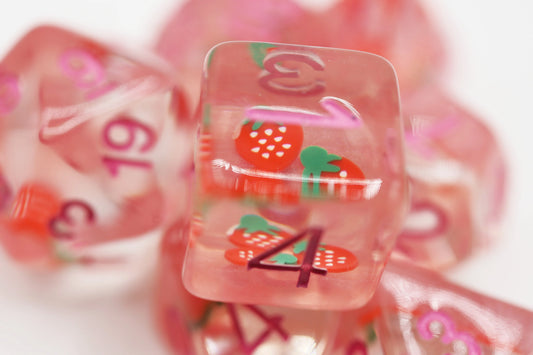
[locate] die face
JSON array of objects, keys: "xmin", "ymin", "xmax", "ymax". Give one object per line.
[
  {"xmin": 183, "ymin": 42, "xmax": 407, "ymax": 309},
  {"xmin": 0, "ymin": 26, "xmax": 194, "ymax": 271},
  {"xmin": 374, "ymin": 260, "xmax": 533, "ymax": 354},
  {"xmin": 156, "ymin": 221, "xmax": 342, "ymax": 355},
  {"xmin": 323, "ymin": 0, "xmax": 447, "ymax": 91},
  {"xmin": 394, "ymin": 87, "xmax": 506, "ymax": 269},
  {"xmin": 155, "ymin": 0, "xmax": 310, "ymax": 107}
]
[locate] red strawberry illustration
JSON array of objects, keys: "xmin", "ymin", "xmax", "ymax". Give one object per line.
[
  {"xmin": 225, "ymin": 247, "xmax": 299, "ymax": 266},
  {"xmin": 300, "ymin": 146, "xmax": 365, "ymax": 199},
  {"xmin": 235, "ymin": 120, "xmax": 303, "ymax": 171},
  {"xmin": 292, "ymin": 241, "xmax": 358, "ymax": 273},
  {"xmin": 227, "ymin": 214, "xmax": 292, "ymax": 249}
]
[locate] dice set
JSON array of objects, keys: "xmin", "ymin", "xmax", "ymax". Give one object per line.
[{"xmin": 0, "ymin": 0, "xmax": 524, "ymax": 353}]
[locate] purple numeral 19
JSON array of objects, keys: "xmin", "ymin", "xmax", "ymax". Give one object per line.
[{"xmin": 101, "ymin": 116, "xmax": 157, "ymax": 177}]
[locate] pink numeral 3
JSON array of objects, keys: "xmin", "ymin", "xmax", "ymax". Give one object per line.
[
  {"xmin": 49, "ymin": 200, "xmax": 95, "ymax": 240},
  {"xmin": 417, "ymin": 310, "xmax": 481, "ymax": 355},
  {"xmin": 259, "ymin": 50, "xmax": 325, "ymax": 96},
  {"xmin": 0, "ymin": 72, "xmax": 20, "ymax": 115},
  {"xmin": 245, "ymin": 96, "xmax": 362, "ymax": 129},
  {"xmin": 227, "ymin": 304, "xmax": 289, "ymax": 355},
  {"xmin": 101, "ymin": 116, "xmax": 157, "ymax": 177}
]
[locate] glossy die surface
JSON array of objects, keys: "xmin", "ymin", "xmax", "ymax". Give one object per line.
[
  {"xmin": 183, "ymin": 42, "xmax": 407, "ymax": 309},
  {"xmin": 394, "ymin": 87, "xmax": 506, "ymax": 269},
  {"xmin": 0, "ymin": 26, "xmax": 192, "ymax": 268},
  {"xmin": 374, "ymin": 260, "xmax": 533, "ymax": 354},
  {"xmin": 155, "ymin": 0, "xmax": 309, "ymax": 107},
  {"xmin": 322, "ymin": 0, "xmax": 447, "ymax": 91},
  {"xmin": 156, "ymin": 221, "xmax": 342, "ymax": 355}
]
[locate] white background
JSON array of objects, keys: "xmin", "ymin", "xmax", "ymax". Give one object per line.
[{"xmin": 0, "ymin": 0, "xmax": 532, "ymax": 354}]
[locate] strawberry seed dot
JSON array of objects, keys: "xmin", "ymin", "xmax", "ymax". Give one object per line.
[
  {"xmin": 250, "ymin": 132, "xmax": 258, "ymax": 138},
  {"xmin": 274, "ymin": 136, "xmax": 283, "ymax": 142},
  {"xmin": 262, "ymin": 153, "xmax": 270, "ymax": 159},
  {"xmin": 258, "ymin": 139, "xmax": 267, "ymax": 145},
  {"xmin": 264, "ymin": 129, "xmax": 273, "ymax": 136},
  {"xmin": 266, "ymin": 145, "xmax": 275, "ymax": 151}
]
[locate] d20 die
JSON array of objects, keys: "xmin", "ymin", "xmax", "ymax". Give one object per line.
[{"xmin": 0, "ymin": 26, "xmax": 194, "ymax": 273}]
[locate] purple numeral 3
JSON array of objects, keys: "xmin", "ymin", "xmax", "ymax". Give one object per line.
[
  {"xmin": 49, "ymin": 200, "xmax": 96, "ymax": 240},
  {"xmin": 417, "ymin": 310, "xmax": 481, "ymax": 355}
]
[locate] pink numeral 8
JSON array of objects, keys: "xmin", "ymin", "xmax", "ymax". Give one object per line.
[
  {"xmin": 417, "ymin": 310, "xmax": 481, "ymax": 355},
  {"xmin": 59, "ymin": 49, "xmax": 106, "ymax": 89},
  {"xmin": 0, "ymin": 72, "xmax": 21, "ymax": 115},
  {"xmin": 259, "ymin": 50, "xmax": 325, "ymax": 96}
]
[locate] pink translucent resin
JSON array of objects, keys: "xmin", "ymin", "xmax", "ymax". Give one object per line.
[
  {"xmin": 156, "ymin": 221, "xmax": 344, "ymax": 355},
  {"xmin": 155, "ymin": 0, "xmax": 309, "ymax": 108},
  {"xmin": 0, "ymin": 25, "xmax": 194, "ymax": 269},
  {"xmin": 182, "ymin": 42, "xmax": 408, "ymax": 309},
  {"xmin": 322, "ymin": 0, "xmax": 447, "ymax": 91},
  {"xmin": 374, "ymin": 260, "xmax": 533, "ymax": 354},
  {"xmin": 394, "ymin": 87, "xmax": 506, "ymax": 269}
]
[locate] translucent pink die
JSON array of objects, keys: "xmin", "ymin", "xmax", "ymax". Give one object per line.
[
  {"xmin": 155, "ymin": 0, "xmax": 309, "ymax": 108},
  {"xmin": 323, "ymin": 0, "xmax": 447, "ymax": 91},
  {"xmin": 156, "ymin": 221, "xmax": 343, "ymax": 355},
  {"xmin": 374, "ymin": 260, "xmax": 533, "ymax": 354},
  {"xmin": 183, "ymin": 42, "xmax": 408, "ymax": 309},
  {"xmin": 394, "ymin": 87, "xmax": 506, "ymax": 269},
  {"xmin": 0, "ymin": 26, "xmax": 193, "ymax": 269}
]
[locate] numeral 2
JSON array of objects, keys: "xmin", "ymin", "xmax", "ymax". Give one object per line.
[
  {"xmin": 247, "ymin": 228, "xmax": 327, "ymax": 288},
  {"xmin": 227, "ymin": 304, "xmax": 289, "ymax": 355}
]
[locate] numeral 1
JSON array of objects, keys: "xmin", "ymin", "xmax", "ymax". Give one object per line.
[
  {"xmin": 227, "ymin": 304, "xmax": 289, "ymax": 355},
  {"xmin": 248, "ymin": 228, "xmax": 327, "ymax": 288}
]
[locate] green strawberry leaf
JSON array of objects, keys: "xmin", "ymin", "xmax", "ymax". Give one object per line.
[
  {"xmin": 249, "ymin": 42, "xmax": 276, "ymax": 69},
  {"xmin": 366, "ymin": 324, "xmax": 377, "ymax": 343},
  {"xmin": 237, "ymin": 214, "xmax": 280, "ymax": 235},
  {"xmin": 271, "ymin": 253, "xmax": 298, "ymax": 265},
  {"xmin": 293, "ymin": 241, "xmax": 308, "ymax": 254},
  {"xmin": 300, "ymin": 146, "xmax": 342, "ymax": 196}
]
